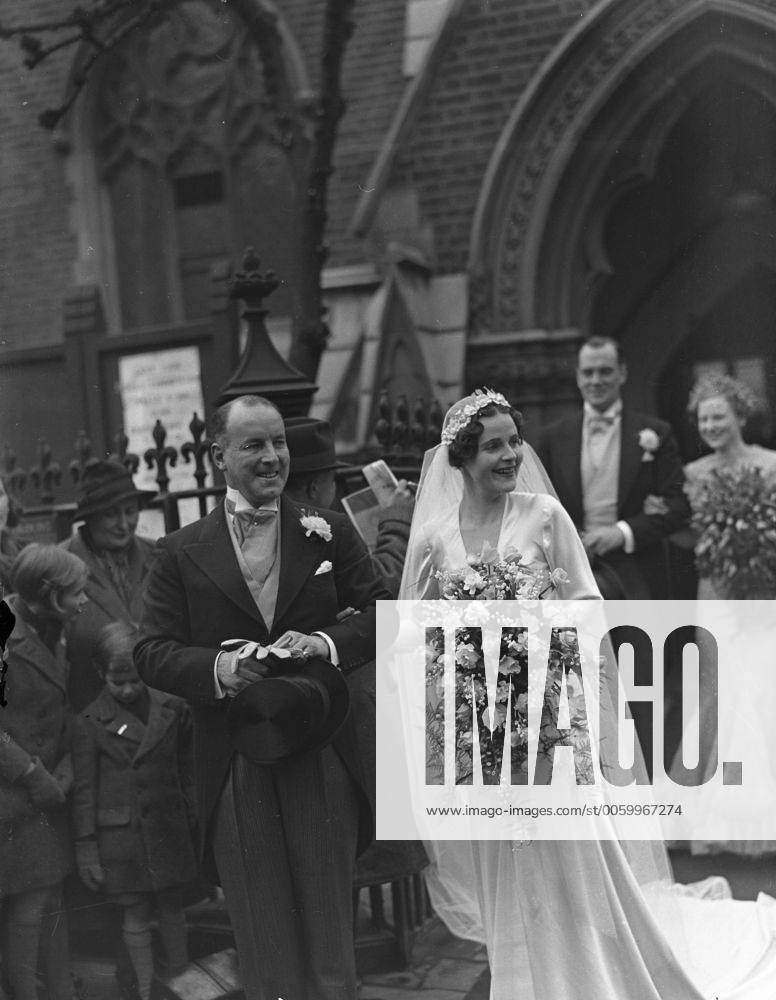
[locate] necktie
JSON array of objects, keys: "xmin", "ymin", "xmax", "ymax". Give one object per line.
[
  {"xmin": 586, "ymin": 414, "xmax": 615, "ymax": 437},
  {"xmin": 226, "ymin": 502, "xmax": 279, "ymax": 596},
  {"xmin": 231, "ymin": 507, "xmax": 277, "ymax": 546}
]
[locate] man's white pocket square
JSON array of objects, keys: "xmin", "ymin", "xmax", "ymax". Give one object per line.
[{"xmin": 314, "ymin": 560, "xmax": 333, "ymax": 576}]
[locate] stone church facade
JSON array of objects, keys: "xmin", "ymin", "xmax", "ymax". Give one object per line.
[{"xmin": 2, "ymin": 0, "xmax": 776, "ymax": 489}]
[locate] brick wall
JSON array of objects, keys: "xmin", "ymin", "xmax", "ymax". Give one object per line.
[
  {"xmin": 322, "ymin": 0, "xmax": 408, "ymax": 269},
  {"xmin": 0, "ymin": 0, "xmax": 597, "ymax": 350},
  {"xmin": 349, "ymin": 0, "xmax": 598, "ymax": 274},
  {"xmin": 0, "ymin": 0, "xmax": 408, "ymax": 350},
  {"xmin": 0, "ymin": 1, "xmax": 76, "ymax": 350}
]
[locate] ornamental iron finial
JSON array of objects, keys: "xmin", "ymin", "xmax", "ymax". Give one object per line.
[
  {"xmin": 374, "ymin": 393, "xmax": 442, "ymax": 460},
  {"xmin": 143, "ymin": 420, "xmax": 177, "ymax": 494},
  {"xmin": 30, "ymin": 439, "xmax": 62, "ymax": 504},
  {"xmin": 228, "ymin": 247, "xmax": 280, "ymax": 305},
  {"xmin": 69, "ymin": 431, "xmax": 94, "ymax": 485},
  {"xmin": 181, "ymin": 412, "xmax": 211, "ymax": 489},
  {"xmin": 2, "ymin": 446, "xmax": 27, "ymax": 498},
  {"xmin": 110, "ymin": 430, "xmax": 140, "ymax": 474}
]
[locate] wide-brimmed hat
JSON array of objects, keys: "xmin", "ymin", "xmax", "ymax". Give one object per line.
[
  {"xmin": 227, "ymin": 655, "xmax": 350, "ymax": 764},
  {"xmin": 284, "ymin": 417, "xmax": 348, "ymax": 476},
  {"xmin": 72, "ymin": 460, "xmax": 156, "ymax": 522}
]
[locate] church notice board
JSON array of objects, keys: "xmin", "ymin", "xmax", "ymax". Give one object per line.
[{"xmin": 118, "ymin": 346, "xmax": 210, "ymax": 538}]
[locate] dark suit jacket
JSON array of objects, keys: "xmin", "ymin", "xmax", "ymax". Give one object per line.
[
  {"xmin": 535, "ymin": 408, "xmax": 689, "ymax": 597},
  {"xmin": 134, "ymin": 495, "xmax": 388, "ymax": 856},
  {"xmin": 63, "ymin": 529, "xmax": 155, "ymax": 711}
]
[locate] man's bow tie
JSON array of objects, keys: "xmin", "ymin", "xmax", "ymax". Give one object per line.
[
  {"xmin": 586, "ymin": 413, "xmax": 617, "ymax": 435},
  {"xmin": 226, "ymin": 501, "xmax": 277, "ymax": 544}
]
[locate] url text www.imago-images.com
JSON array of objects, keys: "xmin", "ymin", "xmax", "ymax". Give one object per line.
[{"xmin": 375, "ymin": 600, "xmax": 771, "ymax": 841}]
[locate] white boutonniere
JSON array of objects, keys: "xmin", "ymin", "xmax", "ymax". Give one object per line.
[
  {"xmin": 638, "ymin": 428, "xmax": 660, "ymax": 462},
  {"xmin": 314, "ymin": 560, "xmax": 332, "ymax": 576},
  {"xmin": 299, "ymin": 512, "xmax": 333, "ymax": 542}
]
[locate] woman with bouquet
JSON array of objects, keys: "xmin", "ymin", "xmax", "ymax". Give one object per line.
[
  {"xmin": 400, "ymin": 388, "xmax": 776, "ymax": 999},
  {"xmin": 670, "ymin": 374, "xmax": 776, "ymax": 856},
  {"xmin": 684, "ymin": 373, "xmax": 776, "ymax": 600}
]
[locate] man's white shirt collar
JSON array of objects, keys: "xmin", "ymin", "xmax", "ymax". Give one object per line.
[
  {"xmin": 225, "ymin": 485, "xmax": 279, "ymax": 514},
  {"xmin": 584, "ymin": 400, "xmax": 622, "ymax": 421}
]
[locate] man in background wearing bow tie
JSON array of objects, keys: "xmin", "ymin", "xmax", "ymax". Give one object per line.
[
  {"xmin": 536, "ymin": 336, "xmax": 688, "ymax": 601},
  {"xmin": 135, "ymin": 394, "xmax": 388, "ymax": 1000}
]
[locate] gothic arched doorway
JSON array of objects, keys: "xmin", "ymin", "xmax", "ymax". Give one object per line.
[
  {"xmin": 591, "ymin": 73, "xmax": 776, "ymax": 457},
  {"xmin": 469, "ymin": 1, "xmax": 776, "ymax": 437}
]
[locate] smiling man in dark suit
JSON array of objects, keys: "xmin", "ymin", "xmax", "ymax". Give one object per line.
[
  {"xmin": 135, "ymin": 394, "xmax": 387, "ymax": 1000},
  {"xmin": 535, "ymin": 337, "xmax": 688, "ymax": 600}
]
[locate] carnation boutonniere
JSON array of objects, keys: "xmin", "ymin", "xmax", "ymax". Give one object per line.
[
  {"xmin": 638, "ymin": 428, "xmax": 660, "ymax": 462},
  {"xmin": 299, "ymin": 511, "xmax": 332, "ymax": 542}
]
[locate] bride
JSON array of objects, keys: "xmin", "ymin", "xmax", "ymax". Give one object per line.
[{"xmin": 399, "ymin": 388, "xmax": 776, "ymax": 1000}]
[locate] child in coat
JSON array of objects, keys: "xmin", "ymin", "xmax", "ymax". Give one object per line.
[
  {"xmin": 72, "ymin": 621, "xmax": 198, "ymax": 1000},
  {"xmin": 0, "ymin": 544, "xmax": 88, "ymax": 1000}
]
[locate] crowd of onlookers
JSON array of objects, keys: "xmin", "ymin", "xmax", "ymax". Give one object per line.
[
  {"xmin": 0, "ymin": 417, "xmax": 413, "ymax": 1000},
  {"xmin": 0, "ymin": 460, "xmax": 195, "ymax": 1000},
  {"xmin": 1, "ymin": 343, "xmax": 775, "ymax": 999}
]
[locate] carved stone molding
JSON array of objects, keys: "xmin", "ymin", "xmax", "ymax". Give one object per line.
[
  {"xmin": 466, "ymin": 330, "xmax": 581, "ymax": 411},
  {"xmin": 94, "ymin": 1, "xmax": 289, "ymax": 180},
  {"xmin": 496, "ymin": 0, "xmax": 685, "ymax": 328},
  {"xmin": 473, "ymin": 0, "xmax": 776, "ymax": 331}
]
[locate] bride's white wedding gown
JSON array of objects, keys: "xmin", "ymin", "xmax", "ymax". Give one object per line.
[{"xmin": 416, "ymin": 491, "xmax": 776, "ymax": 1000}]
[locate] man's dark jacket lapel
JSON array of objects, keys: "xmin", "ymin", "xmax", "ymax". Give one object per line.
[
  {"xmin": 618, "ymin": 408, "xmax": 645, "ymax": 511},
  {"xmin": 274, "ymin": 495, "xmax": 325, "ymax": 628},
  {"xmin": 182, "ymin": 504, "xmax": 268, "ymax": 632},
  {"xmin": 547, "ymin": 413, "xmax": 584, "ymax": 525}
]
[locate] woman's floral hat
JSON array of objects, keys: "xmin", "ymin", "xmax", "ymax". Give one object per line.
[{"xmin": 440, "ymin": 388, "xmax": 510, "ymax": 446}]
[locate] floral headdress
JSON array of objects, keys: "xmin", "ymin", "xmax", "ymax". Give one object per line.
[{"xmin": 440, "ymin": 388, "xmax": 510, "ymax": 446}]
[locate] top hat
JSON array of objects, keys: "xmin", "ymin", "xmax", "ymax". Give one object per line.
[
  {"xmin": 72, "ymin": 460, "xmax": 156, "ymax": 522},
  {"xmin": 227, "ymin": 654, "xmax": 350, "ymax": 765},
  {"xmin": 284, "ymin": 417, "xmax": 348, "ymax": 477}
]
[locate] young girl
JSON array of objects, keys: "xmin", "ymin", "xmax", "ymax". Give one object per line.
[
  {"xmin": 72, "ymin": 621, "xmax": 198, "ymax": 1000},
  {"xmin": 0, "ymin": 543, "xmax": 88, "ymax": 1000}
]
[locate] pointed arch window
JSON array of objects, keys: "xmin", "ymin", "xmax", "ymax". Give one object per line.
[{"xmin": 92, "ymin": 1, "xmax": 299, "ymax": 330}]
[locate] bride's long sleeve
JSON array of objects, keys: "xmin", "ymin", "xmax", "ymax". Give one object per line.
[
  {"xmin": 399, "ymin": 527, "xmax": 442, "ymax": 600},
  {"xmin": 540, "ymin": 495, "xmax": 601, "ymax": 600}
]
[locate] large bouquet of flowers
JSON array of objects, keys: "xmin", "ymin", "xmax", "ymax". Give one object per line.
[
  {"xmin": 691, "ymin": 465, "xmax": 776, "ymax": 598},
  {"xmin": 434, "ymin": 542, "xmax": 568, "ymax": 601},
  {"xmin": 426, "ymin": 550, "xmax": 592, "ymax": 785}
]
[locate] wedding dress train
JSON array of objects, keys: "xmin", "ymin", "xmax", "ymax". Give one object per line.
[{"xmin": 409, "ymin": 491, "xmax": 776, "ymax": 1000}]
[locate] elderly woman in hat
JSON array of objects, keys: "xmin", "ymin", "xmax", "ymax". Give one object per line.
[{"xmin": 63, "ymin": 459, "xmax": 155, "ymax": 711}]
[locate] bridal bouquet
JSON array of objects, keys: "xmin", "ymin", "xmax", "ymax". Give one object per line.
[
  {"xmin": 425, "ymin": 624, "xmax": 592, "ymax": 785},
  {"xmin": 434, "ymin": 542, "xmax": 568, "ymax": 601},
  {"xmin": 426, "ymin": 551, "xmax": 591, "ymax": 785},
  {"xmin": 691, "ymin": 465, "xmax": 776, "ymax": 598}
]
